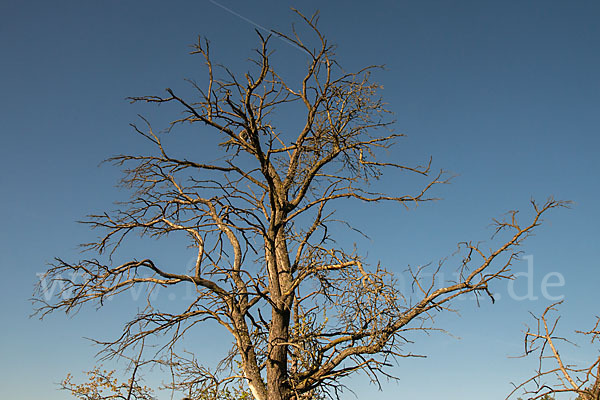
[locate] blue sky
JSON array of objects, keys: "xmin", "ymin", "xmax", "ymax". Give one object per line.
[{"xmin": 1, "ymin": 1, "xmax": 599, "ymax": 399}]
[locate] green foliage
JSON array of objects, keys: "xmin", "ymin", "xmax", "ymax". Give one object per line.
[{"xmin": 62, "ymin": 367, "xmax": 155, "ymax": 400}]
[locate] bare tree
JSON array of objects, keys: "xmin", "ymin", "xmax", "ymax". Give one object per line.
[
  {"xmin": 508, "ymin": 302, "xmax": 600, "ymax": 400},
  {"xmin": 35, "ymin": 11, "xmax": 566, "ymax": 400}
]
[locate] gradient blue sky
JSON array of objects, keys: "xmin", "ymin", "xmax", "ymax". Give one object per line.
[{"xmin": 1, "ymin": 1, "xmax": 599, "ymax": 399}]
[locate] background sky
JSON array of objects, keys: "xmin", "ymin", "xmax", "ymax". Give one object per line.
[{"xmin": 1, "ymin": 1, "xmax": 599, "ymax": 399}]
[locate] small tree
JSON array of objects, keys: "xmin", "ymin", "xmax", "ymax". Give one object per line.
[
  {"xmin": 509, "ymin": 302, "xmax": 600, "ymax": 400},
  {"xmin": 62, "ymin": 367, "xmax": 155, "ymax": 400},
  {"xmin": 36, "ymin": 11, "xmax": 566, "ymax": 400}
]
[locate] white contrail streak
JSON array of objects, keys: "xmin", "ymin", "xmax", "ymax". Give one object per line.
[{"xmin": 206, "ymin": 0, "xmax": 305, "ymax": 52}]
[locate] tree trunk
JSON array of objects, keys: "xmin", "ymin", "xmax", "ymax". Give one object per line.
[{"xmin": 266, "ymin": 228, "xmax": 294, "ymax": 400}]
